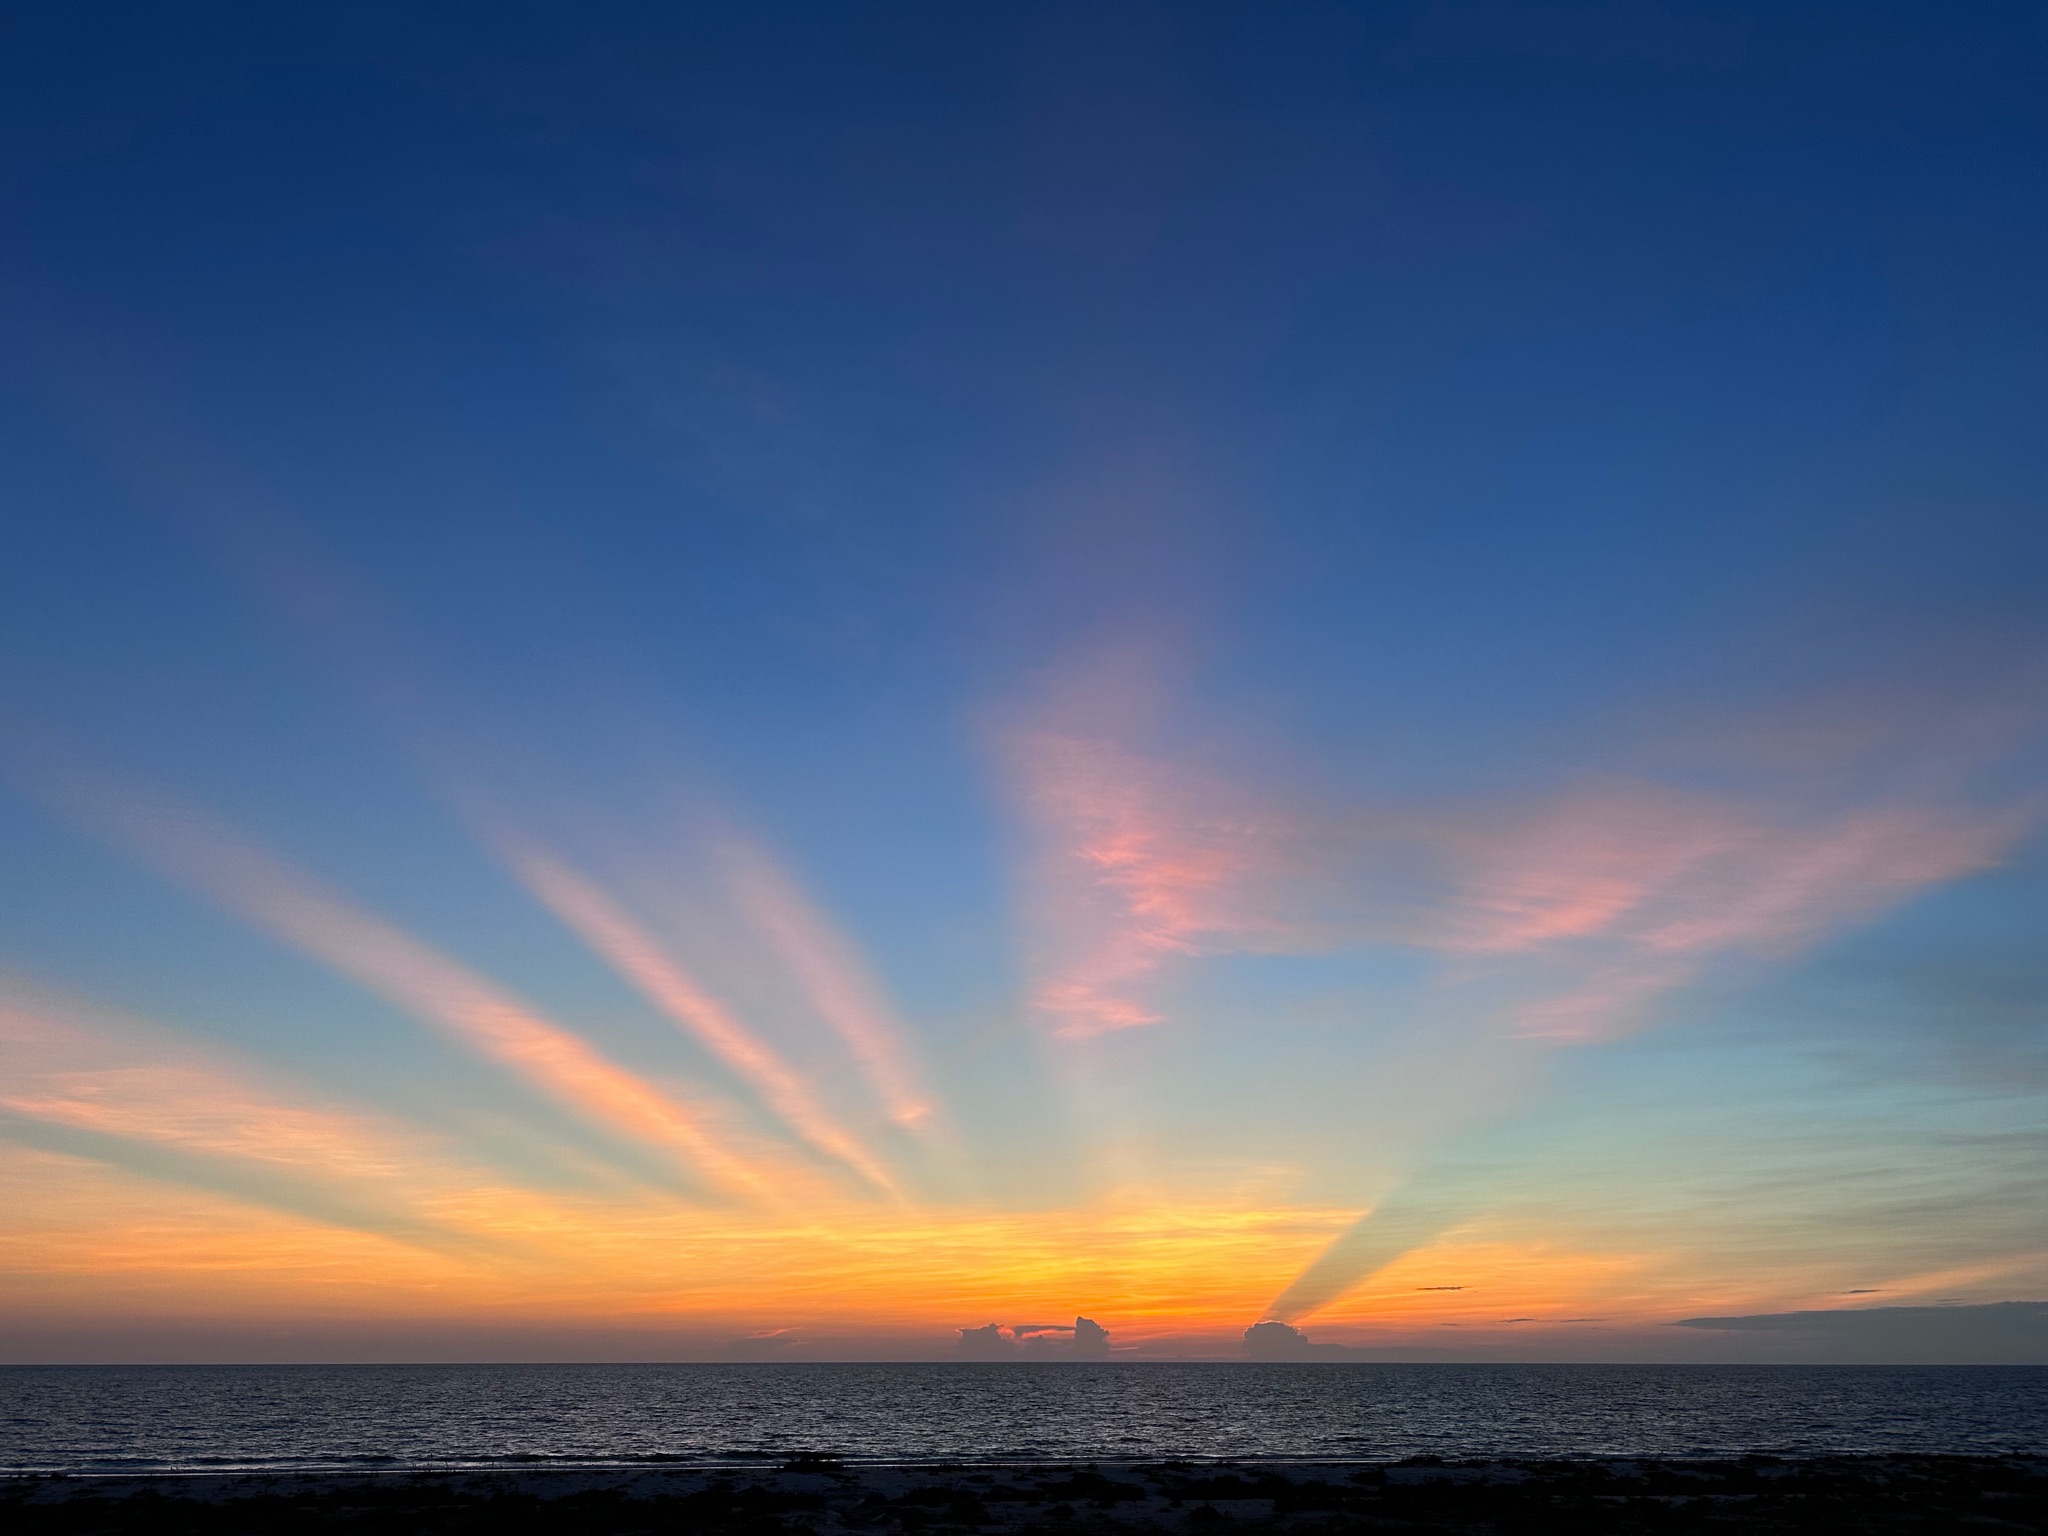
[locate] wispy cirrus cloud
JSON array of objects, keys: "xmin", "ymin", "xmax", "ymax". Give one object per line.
[
  {"xmin": 1007, "ymin": 728, "xmax": 1299, "ymax": 1037},
  {"xmin": 0, "ymin": 978, "xmax": 495, "ymax": 1249},
  {"xmin": 0, "ymin": 981, "xmax": 418, "ymax": 1182},
  {"xmin": 505, "ymin": 845, "xmax": 904, "ymax": 1199},
  {"xmin": 716, "ymin": 838, "xmax": 943, "ymax": 1137},
  {"xmin": 8, "ymin": 755, "xmax": 771, "ymax": 1200},
  {"xmin": 1005, "ymin": 670, "xmax": 2036, "ymax": 1047},
  {"xmin": 1002, "ymin": 650, "xmax": 2043, "ymax": 1325},
  {"xmin": 1432, "ymin": 783, "xmax": 2028, "ymax": 1042}
]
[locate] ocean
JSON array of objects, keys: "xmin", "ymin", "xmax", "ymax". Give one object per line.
[{"xmin": 3, "ymin": 1363, "xmax": 2045, "ymax": 1472}]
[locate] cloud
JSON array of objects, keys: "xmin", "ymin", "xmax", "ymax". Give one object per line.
[
  {"xmin": 994, "ymin": 650, "xmax": 2042, "ymax": 1328},
  {"xmin": 1005, "ymin": 726, "xmax": 1307, "ymax": 1037},
  {"xmin": 1243, "ymin": 1320, "xmax": 1312, "ymax": 1357},
  {"xmin": 506, "ymin": 844, "xmax": 902, "ymax": 1199},
  {"xmin": 954, "ymin": 1317, "xmax": 1114, "ymax": 1358},
  {"xmin": 1241, "ymin": 1320, "xmax": 1382, "ymax": 1359},
  {"xmin": 719, "ymin": 1329, "xmax": 798, "ymax": 1359},
  {"xmin": 1073, "ymin": 1315, "xmax": 1110, "ymax": 1359},
  {"xmin": 716, "ymin": 838, "xmax": 945, "ymax": 1136},
  {"xmin": 991, "ymin": 654, "xmax": 2043, "ymax": 1325},
  {"xmin": 1005, "ymin": 666, "xmax": 2034, "ymax": 1049},
  {"xmin": 0, "ymin": 979, "xmax": 489, "ymax": 1250},
  {"xmin": 956, "ymin": 1322, "xmax": 1013, "ymax": 1359},
  {"xmin": 1428, "ymin": 782, "xmax": 2025, "ymax": 1042},
  {"xmin": 1675, "ymin": 1301, "xmax": 2048, "ymax": 1363},
  {"xmin": 10, "ymin": 755, "xmax": 768, "ymax": 1199}
]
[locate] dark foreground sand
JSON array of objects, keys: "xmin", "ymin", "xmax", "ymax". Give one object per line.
[{"xmin": 7, "ymin": 1456, "xmax": 2047, "ymax": 1534}]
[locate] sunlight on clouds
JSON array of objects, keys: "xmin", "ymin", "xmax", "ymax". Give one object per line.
[
  {"xmin": 1, "ymin": 650, "xmax": 2040, "ymax": 1353},
  {"xmin": 999, "ymin": 651, "xmax": 2043, "ymax": 1324},
  {"xmin": 1009, "ymin": 728, "xmax": 1295, "ymax": 1037},
  {"xmin": 716, "ymin": 838, "xmax": 945, "ymax": 1137},
  {"xmin": 0, "ymin": 1131, "xmax": 1359, "ymax": 1346},
  {"xmin": 0, "ymin": 981, "xmax": 423, "ymax": 1182},
  {"xmin": 505, "ymin": 844, "xmax": 905, "ymax": 1199},
  {"xmin": 1007, "ymin": 718, "xmax": 2030, "ymax": 1051},
  {"xmin": 0, "ymin": 978, "xmax": 642, "ymax": 1262},
  {"xmin": 1439, "ymin": 783, "xmax": 2023, "ymax": 1042},
  {"xmin": 16, "ymin": 762, "xmax": 786, "ymax": 1201}
]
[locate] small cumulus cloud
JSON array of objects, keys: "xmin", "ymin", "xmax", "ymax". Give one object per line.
[
  {"xmin": 1242, "ymin": 1320, "xmax": 1377, "ymax": 1359},
  {"xmin": 955, "ymin": 1317, "xmax": 1113, "ymax": 1358},
  {"xmin": 1073, "ymin": 1315, "xmax": 1110, "ymax": 1358},
  {"xmin": 956, "ymin": 1322, "xmax": 1013, "ymax": 1359},
  {"xmin": 1243, "ymin": 1319, "xmax": 1312, "ymax": 1358}
]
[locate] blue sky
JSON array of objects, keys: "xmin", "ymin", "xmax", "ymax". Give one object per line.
[{"xmin": 1, "ymin": 1, "xmax": 2045, "ymax": 1361}]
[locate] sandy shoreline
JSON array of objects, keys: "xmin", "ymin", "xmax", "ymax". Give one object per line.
[{"xmin": 9, "ymin": 1455, "xmax": 2048, "ymax": 1532}]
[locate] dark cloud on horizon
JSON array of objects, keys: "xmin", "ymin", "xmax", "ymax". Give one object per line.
[
  {"xmin": 719, "ymin": 1330, "xmax": 798, "ymax": 1360},
  {"xmin": 1677, "ymin": 1301, "xmax": 2048, "ymax": 1363},
  {"xmin": 1242, "ymin": 1321, "xmax": 1470, "ymax": 1361},
  {"xmin": 956, "ymin": 1317, "xmax": 1110, "ymax": 1359}
]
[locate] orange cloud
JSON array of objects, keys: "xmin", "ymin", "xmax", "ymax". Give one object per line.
[
  {"xmin": 0, "ymin": 1127, "xmax": 1358, "ymax": 1346},
  {"xmin": 20, "ymin": 766, "xmax": 771, "ymax": 1199},
  {"xmin": 508, "ymin": 847, "xmax": 903, "ymax": 1198},
  {"xmin": 0, "ymin": 979, "xmax": 580, "ymax": 1253},
  {"xmin": 0, "ymin": 982, "xmax": 426, "ymax": 1184}
]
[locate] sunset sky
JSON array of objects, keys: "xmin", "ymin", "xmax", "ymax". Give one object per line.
[{"xmin": 3, "ymin": 1, "xmax": 2046, "ymax": 1363}]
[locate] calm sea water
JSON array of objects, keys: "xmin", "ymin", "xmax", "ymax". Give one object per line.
[{"xmin": 3, "ymin": 1364, "xmax": 2045, "ymax": 1473}]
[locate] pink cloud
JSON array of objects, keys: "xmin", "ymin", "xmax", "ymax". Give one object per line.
[
  {"xmin": 1008, "ymin": 729, "xmax": 1295, "ymax": 1036},
  {"xmin": 1429, "ymin": 785, "xmax": 2027, "ymax": 1042},
  {"xmin": 1001, "ymin": 702, "xmax": 2034, "ymax": 1045},
  {"xmin": 1629, "ymin": 803, "xmax": 2014, "ymax": 958},
  {"xmin": 1436, "ymin": 784, "xmax": 1750, "ymax": 954}
]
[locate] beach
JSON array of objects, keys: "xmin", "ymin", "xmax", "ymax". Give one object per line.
[{"xmin": 10, "ymin": 1455, "xmax": 2048, "ymax": 1533}]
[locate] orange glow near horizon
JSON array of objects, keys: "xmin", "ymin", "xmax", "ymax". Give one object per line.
[{"xmin": 3, "ymin": 684, "xmax": 2041, "ymax": 1361}]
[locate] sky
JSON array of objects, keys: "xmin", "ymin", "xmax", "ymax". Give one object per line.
[{"xmin": 2, "ymin": 0, "xmax": 2046, "ymax": 1364}]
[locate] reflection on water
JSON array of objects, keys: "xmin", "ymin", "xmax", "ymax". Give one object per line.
[{"xmin": 3, "ymin": 1363, "xmax": 2044, "ymax": 1472}]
